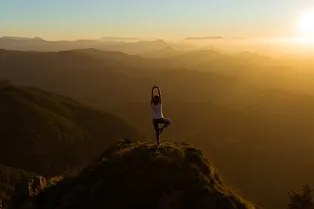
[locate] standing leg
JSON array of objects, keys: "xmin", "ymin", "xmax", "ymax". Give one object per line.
[{"xmin": 153, "ymin": 120, "xmax": 160, "ymax": 146}]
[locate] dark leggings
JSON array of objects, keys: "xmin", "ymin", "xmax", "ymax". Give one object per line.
[{"xmin": 153, "ymin": 118, "xmax": 172, "ymax": 145}]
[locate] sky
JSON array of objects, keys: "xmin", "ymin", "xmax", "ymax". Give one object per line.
[{"xmin": 1, "ymin": 0, "xmax": 314, "ymax": 40}]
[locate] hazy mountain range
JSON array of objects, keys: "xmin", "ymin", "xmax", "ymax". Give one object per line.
[
  {"xmin": 0, "ymin": 36, "xmax": 197, "ymax": 55},
  {"xmin": 1, "ymin": 46, "xmax": 314, "ymax": 209},
  {"xmin": 0, "ymin": 81, "xmax": 140, "ymax": 176}
]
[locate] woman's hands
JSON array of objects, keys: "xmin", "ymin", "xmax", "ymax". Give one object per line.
[{"xmin": 152, "ymin": 85, "xmax": 162, "ymax": 104}]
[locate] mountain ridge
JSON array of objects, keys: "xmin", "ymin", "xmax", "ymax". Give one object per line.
[
  {"xmin": 0, "ymin": 82, "xmax": 140, "ymax": 175},
  {"xmin": 0, "ymin": 36, "xmax": 170, "ymax": 54}
]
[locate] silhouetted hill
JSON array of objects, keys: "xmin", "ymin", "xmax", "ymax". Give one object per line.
[
  {"xmin": 0, "ymin": 49, "xmax": 239, "ymax": 105},
  {"xmin": 0, "ymin": 82, "xmax": 140, "ymax": 175},
  {"xmin": 8, "ymin": 140, "xmax": 255, "ymax": 209},
  {"xmin": 3, "ymin": 49, "xmax": 314, "ymax": 209}
]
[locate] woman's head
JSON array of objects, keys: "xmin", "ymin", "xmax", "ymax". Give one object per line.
[{"xmin": 152, "ymin": 95, "xmax": 160, "ymax": 105}]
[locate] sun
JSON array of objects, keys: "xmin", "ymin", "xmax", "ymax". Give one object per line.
[{"xmin": 300, "ymin": 10, "xmax": 314, "ymax": 36}]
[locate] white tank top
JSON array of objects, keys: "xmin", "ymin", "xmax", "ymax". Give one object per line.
[{"xmin": 152, "ymin": 104, "xmax": 164, "ymax": 119}]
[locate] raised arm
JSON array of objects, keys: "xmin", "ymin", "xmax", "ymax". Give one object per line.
[
  {"xmin": 151, "ymin": 86, "xmax": 158, "ymax": 104},
  {"xmin": 151, "ymin": 87, "xmax": 154, "ymax": 103},
  {"xmin": 157, "ymin": 87, "xmax": 162, "ymax": 104}
]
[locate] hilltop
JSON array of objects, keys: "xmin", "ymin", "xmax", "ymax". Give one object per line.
[
  {"xmin": 8, "ymin": 140, "xmax": 255, "ymax": 209},
  {"xmin": 0, "ymin": 81, "xmax": 140, "ymax": 175}
]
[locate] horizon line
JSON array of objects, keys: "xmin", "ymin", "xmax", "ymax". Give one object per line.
[
  {"xmin": 0, "ymin": 35, "xmax": 255, "ymax": 42},
  {"xmin": 1, "ymin": 35, "xmax": 312, "ymax": 43}
]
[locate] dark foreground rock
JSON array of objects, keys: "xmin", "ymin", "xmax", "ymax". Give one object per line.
[
  {"xmin": 8, "ymin": 176, "xmax": 47, "ymax": 209},
  {"xmin": 9, "ymin": 140, "xmax": 255, "ymax": 209}
]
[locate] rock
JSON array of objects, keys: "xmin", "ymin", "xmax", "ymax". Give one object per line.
[
  {"xmin": 8, "ymin": 140, "xmax": 255, "ymax": 209},
  {"xmin": 8, "ymin": 176, "xmax": 47, "ymax": 209},
  {"xmin": 54, "ymin": 185, "xmax": 89, "ymax": 209}
]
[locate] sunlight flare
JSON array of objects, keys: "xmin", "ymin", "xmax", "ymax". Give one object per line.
[{"xmin": 300, "ymin": 10, "xmax": 314, "ymax": 36}]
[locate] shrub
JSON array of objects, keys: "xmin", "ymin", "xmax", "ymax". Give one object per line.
[{"xmin": 288, "ymin": 185, "xmax": 314, "ymax": 209}]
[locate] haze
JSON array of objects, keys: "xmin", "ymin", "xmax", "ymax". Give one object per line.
[{"xmin": 1, "ymin": 1, "xmax": 314, "ymax": 209}]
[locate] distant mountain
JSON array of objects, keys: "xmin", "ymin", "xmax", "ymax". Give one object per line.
[
  {"xmin": 0, "ymin": 36, "xmax": 170, "ymax": 54},
  {"xmin": 162, "ymin": 49, "xmax": 223, "ymax": 69},
  {"xmin": 119, "ymin": 39, "xmax": 169, "ymax": 54},
  {"xmin": 141, "ymin": 46, "xmax": 181, "ymax": 58},
  {"xmin": 0, "ymin": 49, "xmax": 239, "ymax": 105},
  {"xmin": 100, "ymin": 37, "xmax": 140, "ymax": 41},
  {"xmin": 99, "ymin": 37, "xmax": 163, "ymax": 42},
  {"xmin": 235, "ymin": 51, "xmax": 271, "ymax": 62},
  {"xmin": 0, "ymin": 81, "xmax": 140, "ymax": 175},
  {"xmin": 183, "ymin": 36, "xmax": 246, "ymax": 40},
  {"xmin": 1, "ymin": 36, "xmax": 43, "ymax": 41},
  {"xmin": 184, "ymin": 36, "xmax": 225, "ymax": 40}
]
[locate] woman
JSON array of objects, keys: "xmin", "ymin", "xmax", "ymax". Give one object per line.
[{"xmin": 151, "ymin": 86, "xmax": 172, "ymax": 146}]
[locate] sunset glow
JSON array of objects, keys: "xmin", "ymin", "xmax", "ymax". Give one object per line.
[{"xmin": 300, "ymin": 10, "xmax": 314, "ymax": 36}]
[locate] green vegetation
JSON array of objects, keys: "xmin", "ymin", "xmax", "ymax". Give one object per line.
[
  {"xmin": 0, "ymin": 81, "xmax": 140, "ymax": 176},
  {"xmin": 9, "ymin": 140, "xmax": 254, "ymax": 209},
  {"xmin": 288, "ymin": 185, "xmax": 314, "ymax": 209},
  {"xmin": 2, "ymin": 48, "xmax": 314, "ymax": 209}
]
